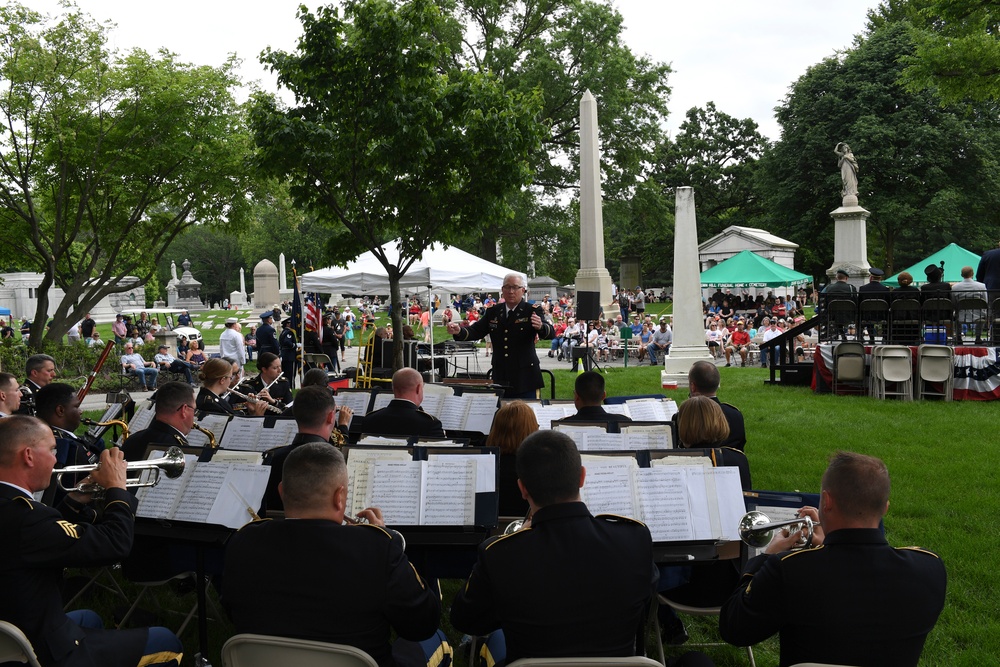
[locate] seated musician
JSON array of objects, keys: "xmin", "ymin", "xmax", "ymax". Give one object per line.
[
  {"xmin": 483, "ymin": 400, "xmax": 538, "ymax": 518},
  {"xmin": 122, "ymin": 382, "xmax": 196, "ymax": 461},
  {"xmin": 686, "ymin": 361, "xmax": 746, "ymax": 452},
  {"xmin": 0, "ymin": 371, "xmax": 22, "ymax": 417},
  {"xmin": 223, "ymin": 443, "xmax": 449, "ymax": 667},
  {"xmin": 720, "ymin": 452, "xmax": 946, "ymax": 667},
  {"xmin": 450, "ymin": 430, "xmax": 659, "ymax": 666},
  {"xmin": 0, "ymin": 416, "xmax": 183, "ymax": 667},
  {"xmin": 364, "ymin": 368, "xmax": 444, "ymax": 438},
  {"xmin": 15, "ymin": 353, "xmax": 57, "ymax": 415},
  {"xmin": 237, "ymin": 352, "xmax": 292, "ymax": 412},
  {"xmin": 196, "ymin": 358, "xmax": 266, "ymax": 416},
  {"xmin": 562, "ymin": 371, "xmax": 633, "ymax": 423},
  {"xmin": 260, "ymin": 386, "xmax": 352, "ymax": 514}
]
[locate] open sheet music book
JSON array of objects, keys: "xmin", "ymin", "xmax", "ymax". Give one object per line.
[
  {"xmin": 556, "ymin": 424, "xmax": 673, "ymax": 450},
  {"xmin": 370, "ymin": 390, "xmax": 499, "ymax": 433},
  {"xmin": 528, "ymin": 398, "xmax": 677, "ymax": 429},
  {"xmin": 335, "ymin": 389, "xmax": 373, "ymax": 420},
  {"xmin": 135, "ymin": 450, "xmax": 270, "ymax": 530},
  {"xmin": 188, "ymin": 414, "xmax": 231, "ymax": 448},
  {"xmin": 579, "ymin": 455, "xmax": 745, "ymax": 542},
  {"xmin": 217, "ymin": 417, "xmax": 300, "ymax": 452},
  {"xmin": 126, "ymin": 402, "xmax": 156, "ymax": 436}
]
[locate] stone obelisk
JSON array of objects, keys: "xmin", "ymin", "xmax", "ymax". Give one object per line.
[
  {"xmin": 575, "ymin": 90, "xmax": 613, "ymax": 311},
  {"xmin": 662, "ymin": 187, "xmax": 713, "ymax": 384},
  {"xmin": 279, "ymin": 253, "xmax": 288, "ymax": 292}
]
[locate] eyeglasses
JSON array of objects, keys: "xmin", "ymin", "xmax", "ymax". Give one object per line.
[
  {"xmin": 177, "ymin": 403, "xmax": 196, "ymax": 413},
  {"xmin": 501, "ymin": 284, "xmax": 525, "ymax": 291}
]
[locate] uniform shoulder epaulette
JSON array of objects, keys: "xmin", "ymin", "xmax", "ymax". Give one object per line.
[
  {"xmin": 483, "ymin": 527, "xmax": 532, "ymax": 551},
  {"xmin": 595, "ymin": 513, "xmax": 647, "ymax": 528},
  {"xmin": 719, "ymin": 401, "xmax": 741, "ymax": 411},
  {"xmin": 354, "ymin": 522, "xmax": 393, "ymax": 539},
  {"xmin": 236, "ymin": 517, "xmax": 272, "ymax": 532},
  {"xmin": 12, "ymin": 495, "xmax": 36, "ymax": 509},
  {"xmin": 896, "ymin": 545, "xmax": 940, "ymax": 559},
  {"xmin": 779, "ymin": 544, "xmax": 826, "ymax": 561}
]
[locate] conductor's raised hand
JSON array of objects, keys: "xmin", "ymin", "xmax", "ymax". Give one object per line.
[
  {"xmin": 446, "ymin": 322, "xmax": 462, "ymax": 335},
  {"xmin": 530, "ymin": 313, "xmax": 542, "ymax": 330}
]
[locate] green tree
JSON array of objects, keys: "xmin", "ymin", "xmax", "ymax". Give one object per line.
[
  {"xmin": 877, "ymin": 0, "xmax": 1000, "ymax": 104},
  {"xmin": 251, "ymin": 0, "xmax": 542, "ymax": 367},
  {"xmin": 158, "ymin": 227, "xmax": 244, "ymax": 307},
  {"xmin": 652, "ymin": 102, "xmax": 770, "ymax": 242},
  {"xmin": 759, "ymin": 20, "xmax": 1000, "ymax": 278},
  {"xmin": 0, "ymin": 3, "xmax": 253, "ymax": 347},
  {"xmin": 439, "ymin": 0, "xmax": 672, "ymax": 268}
]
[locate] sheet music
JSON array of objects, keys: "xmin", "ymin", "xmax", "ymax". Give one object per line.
[
  {"xmin": 218, "ymin": 417, "xmax": 262, "ymax": 451},
  {"xmin": 420, "ymin": 392, "xmax": 447, "ymax": 421},
  {"xmin": 651, "ymin": 455, "xmax": 713, "ymax": 468},
  {"xmin": 189, "ymin": 414, "xmax": 230, "ymax": 448},
  {"xmin": 634, "ymin": 467, "xmax": 696, "ymax": 541},
  {"xmin": 462, "ymin": 393, "xmax": 499, "ymax": 434},
  {"xmin": 365, "ymin": 460, "xmax": 422, "ymax": 525},
  {"xmin": 436, "ymin": 396, "xmax": 467, "ymax": 431},
  {"xmin": 420, "ymin": 459, "xmax": 475, "ymax": 525},
  {"xmin": 580, "ymin": 457, "xmax": 637, "ymax": 518},
  {"xmin": 371, "ymin": 392, "xmax": 393, "ymax": 412},
  {"xmin": 347, "ymin": 449, "xmax": 412, "ymax": 518},
  {"xmin": 336, "ymin": 390, "xmax": 372, "ymax": 416},
  {"xmin": 578, "ymin": 432, "xmax": 626, "ymax": 451},
  {"xmin": 210, "ymin": 451, "xmax": 262, "ymax": 464},
  {"xmin": 429, "ymin": 453, "xmax": 496, "ymax": 493},
  {"xmin": 255, "ymin": 419, "xmax": 299, "ymax": 452},
  {"xmin": 602, "ymin": 403, "xmax": 631, "ymax": 418},
  {"xmin": 135, "ymin": 452, "xmax": 200, "ymax": 520},
  {"xmin": 128, "ymin": 405, "xmax": 156, "ymax": 435},
  {"xmin": 172, "ymin": 463, "xmax": 231, "ymax": 524},
  {"xmin": 357, "ymin": 436, "xmax": 410, "ymax": 447},
  {"xmin": 621, "ymin": 424, "xmax": 673, "ymax": 450},
  {"xmin": 683, "ymin": 467, "xmax": 714, "ymax": 540},
  {"xmin": 530, "ymin": 404, "xmax": 574, "ymax": 429},
  {"xmin": 710, "ymin": 467, "xmax": 745, "ymax": 541},
  {"xmin": 89, "ymin": 403, "xmax": 123, "ymax": 439},
  {"xmin": 205, "ymin": 464, "xmax": 271, "ymax": 529},
  {"xmin": 623, "ymin": 398, "xmax": 670, "ymax": 421}
]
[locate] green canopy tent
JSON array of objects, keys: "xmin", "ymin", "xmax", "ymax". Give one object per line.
[
  {"xmin": 883, "ymin": 243, "xmax": 980, "ymax": 287},
  {"xmin": 700, "ymin": 250, "xmax": 811, "ymax": 289}
]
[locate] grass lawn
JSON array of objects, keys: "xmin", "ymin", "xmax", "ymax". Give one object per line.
[{"xmin": 82, "ymin": 301, "xmax": 994, "ymax": 665}]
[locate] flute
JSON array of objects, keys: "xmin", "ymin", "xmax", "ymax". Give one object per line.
[{"xmin": 226, "ymin": 386, "xmax": 284, "ymax": 415}]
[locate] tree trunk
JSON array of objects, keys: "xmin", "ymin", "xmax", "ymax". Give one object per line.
[{"xmin": 389, "ymin": 274, "xmax": 404, "ymax": 372}]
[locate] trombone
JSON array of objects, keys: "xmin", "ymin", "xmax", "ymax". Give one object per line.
[
  {"xmin": 55, "ymin": 446, "xmax": 186, "ymax": 494},
  {"xmin": 738, "ymin": 510, "xmax": 819, "ymax": 549}
]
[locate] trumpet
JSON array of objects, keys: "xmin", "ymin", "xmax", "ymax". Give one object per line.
[
  {"xmin": 191, "ymin": 423, "xmax": 217, "ymax": 449},
  {"xmin": 81, "ymin": 417, "xmax": 130, "ymax": 443},
  {"xmin": 503, "ymin": 510, "xmax": 533, "ymax": 535},
  {"xmin": 54, "ymin": 446, "xmax": 186, "ymax": 494},
  {"xmin": 345, "ymin": 514, "xmax": 406, "ymax": 550},
  {"xmin": 738, "ymin": 510, "xmax": 819, "ymax": 549}
]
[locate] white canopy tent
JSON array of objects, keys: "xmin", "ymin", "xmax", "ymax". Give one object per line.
[{"xmin": 301, "ymin": 241, "xmax": 520, "ymax": 380}]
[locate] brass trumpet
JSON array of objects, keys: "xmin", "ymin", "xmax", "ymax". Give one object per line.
[
  {"xmin": 738, "ymin": 510, "xmax": 819, "ymax": 549},
  {"xmin": 191, "ymin": 423, "xmax": 217, "ymax": 449},
  {"xmin": 55, "ymin": 446, "xmax": 186, "ymax": 494},
  {"xmin": 82, "ymin": 417, "xmax": 130, "ymax": 442},
  {"xmin": 503, "ymin": 510, "xmax": 533, "ymax": 535}
]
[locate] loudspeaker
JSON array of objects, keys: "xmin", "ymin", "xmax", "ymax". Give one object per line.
[{"xmin": 576, "ymin": 291, "xmax": 602, "ymax": 321}]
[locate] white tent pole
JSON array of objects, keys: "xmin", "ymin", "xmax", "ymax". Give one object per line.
[{"xmin": 428, "ymin": 284, "xmax": 436, "ymax": 383}]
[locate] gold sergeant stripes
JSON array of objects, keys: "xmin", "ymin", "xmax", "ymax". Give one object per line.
[{"xmin": 57, "ymin": 520, "xmax": 79, "ymax": 539}]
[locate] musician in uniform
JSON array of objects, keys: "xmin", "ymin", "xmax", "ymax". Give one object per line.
[
  {"xmin": 563, "ymin": 371, "xmax": 633, "ymax": 423},
  {"xmin": 279, "ymin": 318, "xmax": 299, "ymax": 389},
  {"xmin": 196, "ymin": 358, "xmax": 266, "ymax": 417},
  {"xmin": 363, "ymin": 368, "xmax": 444, "ymax": 438},
  {"xmin": 450, "ymin": 430, "xmax": 658, "ymax": 665},
  {"xmin": 15, "ymin": 353, "xmax": 57, "ymax": 415},
  {"xmin": 720, "ymin": 451, "xmax": 947, "ymax": 666},
  {"xmin": 122, "ymin": 382, "xmax": 196, "ymax": 462},
  {"xmin": 224, "ymin": 442, "xmax": 448, "ymax": 667},
  {"xmin": 0, "ymin": 416, "xmax": 183, "ymax": 667},
  {"xmin": 0, "ymin": 371, "xmax": 22, "ymax": 417},
  {"xmin": 237, "ymin": 352, "xmax": 292, "ymax": 412},
  {"xmin": 446, "ymin": 273, "xmax": 554, "ymax": 399},
  {"xmin": 685, "ymin": 361, "xmax": 746, "ymax": 452}
]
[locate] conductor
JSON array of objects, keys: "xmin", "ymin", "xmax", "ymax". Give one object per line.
[{"xmin": 446, "ymin": 273, "xmax": 554, "ymax": 399}]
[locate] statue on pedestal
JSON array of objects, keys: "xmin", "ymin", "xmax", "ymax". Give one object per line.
[{"xmin": 835, "ymin": 142, "xmax": 859, "ymax": 201}]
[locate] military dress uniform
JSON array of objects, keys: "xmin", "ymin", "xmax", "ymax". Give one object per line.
[
  {"xmin": 452, "ymin": 301, "xmax": 553, "ymax": 398},
  {"xmin": 260, "ymin": 433, "xmax": 331, "ymax": 514},
  {"xmin": 121, "ymin": 419, "xmax": 189, "ymax": 462},
  {"xmin": 363, "ymin": 399, "xmax": 444, "ymax": 439},
  {"xmin": 450, "ymin": 501, "xmax": 657, "ymax": 664},
  {"xmin": 239, "ymin": 374, "xmax": 292, "ymax": 411},
  {"xmin": 196, "ymin": 387, "xmax": 237, "ymax": 416},
  {"xmin": 719, "ymin": 528, "xmax": 946, "ymax": 667},
  {"xmin": 14, "ymin": 379, "xmax": 42, "ymax": 416},
  {"xmin": 0, "ymin": 484, "xmax": 156, "ymax": 667},
  {"xmin": 223, "ymin": 517, "xmax": 442, "ymax": 667},
  {"xmin": 562, "ymin": 405, "xmax": 633, "ymax": 424}
]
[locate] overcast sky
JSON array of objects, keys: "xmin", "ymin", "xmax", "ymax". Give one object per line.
[{"xmin": 25, "ymin": 0, "xmax": 880, "ymax": 140}]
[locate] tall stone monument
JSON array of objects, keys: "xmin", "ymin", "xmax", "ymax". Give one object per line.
[
  {"xmin": 253, "ymin": 259, "xmax": 280, "ymax": 308},
  {"xmin": 661, "ymin": 187, "xmax": 713, "ymax": 384},
  {"xmin": 230, "ymin": 267, "xmax": 248, "ymax": 308},
  {"xmin": 574, "ymin": 90, "xmax": 613, "ymax": 309},
  {"xmin": 828, "ymin": 142, "xmax": 870, "ymax": 286},
  {"xmin": 174, "ymin": 259, "xmax": 206, "ymax": 311}
]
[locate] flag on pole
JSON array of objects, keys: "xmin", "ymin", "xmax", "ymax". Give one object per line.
[{"xmin": 305, "ymin": 293, "xmax": 323, "ymax": 344}]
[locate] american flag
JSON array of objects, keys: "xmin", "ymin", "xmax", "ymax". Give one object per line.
[{"xmin": 305, "ymin": 293, "xmax": 323, "ymax": 344}]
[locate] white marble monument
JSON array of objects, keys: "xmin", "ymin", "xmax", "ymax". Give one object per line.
[
  {"xmin": 662, "ymin": 187, "xmax": 713, "ymax": 385},
  {"xmin": 574, "ymin": 90, "xmax": 613, "ymax": 309},
  {"xmin": 828, "ymin": 142, "xmax": 870, "ymax": 286},
  {"xmin": 253, "ymin": 259, "xmax": 280, "ymax": 308},
  {"xmin": 229, "ymin": 267, "xmax": 248, "ymax": 307}
]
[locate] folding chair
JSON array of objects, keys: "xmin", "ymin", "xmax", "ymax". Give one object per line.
[
  {"xmin": 917, "ymin": 345, "xmax": 954, "ymax": 401},
  {"xmin": 222, "ymin": 634, "xmax": 379, "ymax": 667},
  {"xmin": 824, "ymin": 299, "xmax": 857, "ymax": 342},
  {"xmin": 653, "ymin": 594, "xmax": 756, "ymax": 667},
  {"xmin": 954, "ymin": 297, "xmax": 988, "ymax": 345},
  {"xmin": 508, "ymin": 658, "xmax": 664, "ymax": 667},
  {"xmin": 858, "ymin": 298, "xmax": 889, "ymax": 344},
  {"xmin": 920, "ymin": 298, "xmax": 953, "ymax": 345},
  {"xmin": 871, "ymin": 346, "xmax": 913, "ymax": 400},
  {"xmin": 0, "ymin": 621, "xmax": 42, "ymax": 667},
  {"xmin": 888, "ymin": 299, "xmax": 921, "ymax": 345},
  {"xmin": 116, "ymin": 571, "xmax": 205, "ymax": 637},
  {"xmin": 831, "ymin": 342, "xmax": 866, "ymax": 395}
]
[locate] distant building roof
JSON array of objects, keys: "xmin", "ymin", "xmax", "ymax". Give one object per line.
[{"xmin": 699, "ymin": 226, "xmax": 799, "ymax": 252}]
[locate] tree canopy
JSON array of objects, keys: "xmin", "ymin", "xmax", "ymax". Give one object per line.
[
  {"xmin": 758, "ymin": 18, "xmax": 1000, "ymax": 277},
  {"xmin": 250, "ymin": 0, "xmax": 542, "ymax": 366},
  {"xmin": 0, "ymin": 3, "xmax": 253, "ymax": 346}
]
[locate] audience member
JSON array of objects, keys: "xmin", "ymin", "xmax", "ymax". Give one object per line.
[
  {"xmin": 121, "ymin": 343, "xmax": 159, "ymax": 391},
  {"xmin": 720, "ymin": 452, "xmax": 946, "ymax": 667},
  {"xmin": 951, "ymin": 265, "xmax": 988, "ymax": 345},
  {"xmin": 724, "ymin": 321, "xmax": 751, "ymax": 367},
  {"xmin": 154, "ymin": 345, "xmax": 196, "ymax": 385},
  {"xmin": 648, "ymin": 319, "xmax": 673, "ymax": 365}
]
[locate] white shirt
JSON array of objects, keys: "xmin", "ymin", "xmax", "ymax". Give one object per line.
[
  {"xmin": 219, "ymin": 327, "xmax": 247, "ymax": 365},
  {"xmin": 120, "ymin": 352, "xmax": 148, "ymax": 369}
]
